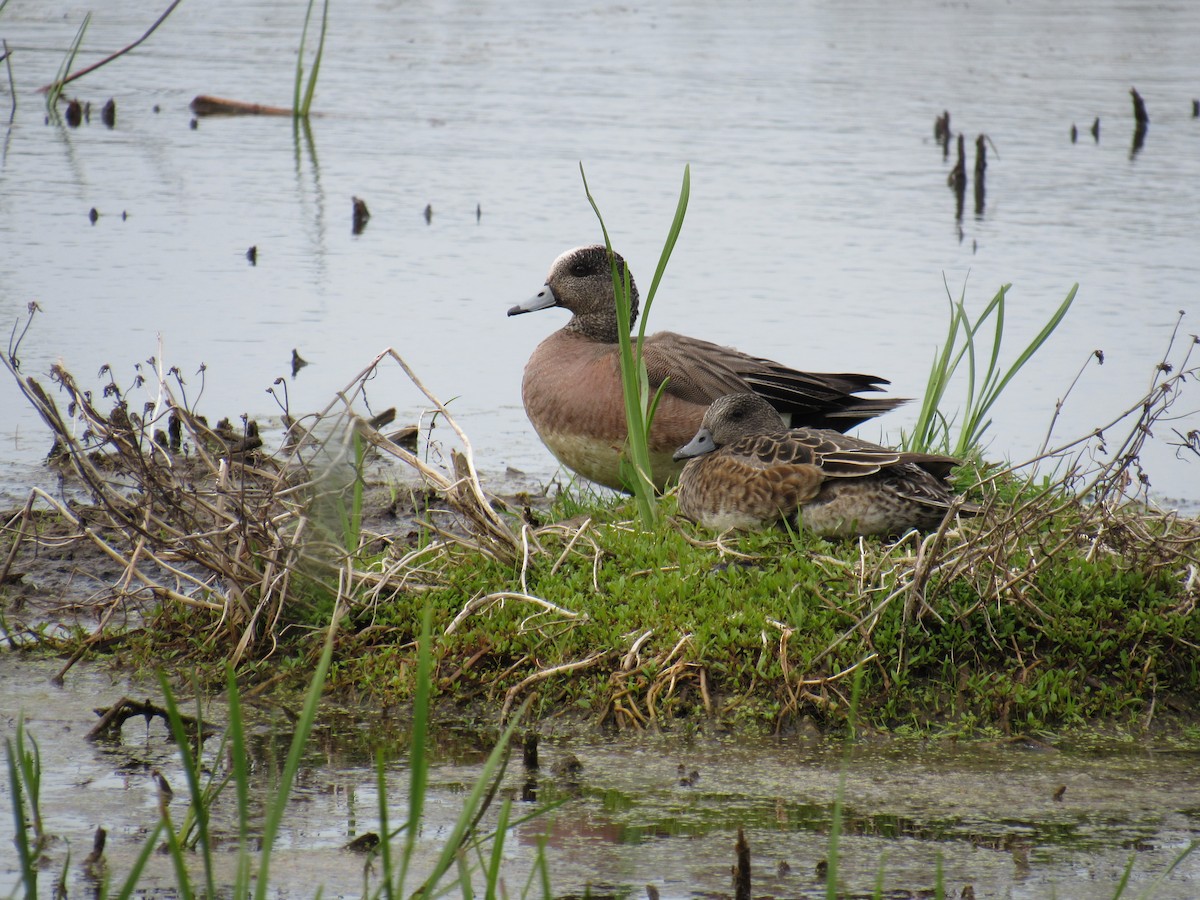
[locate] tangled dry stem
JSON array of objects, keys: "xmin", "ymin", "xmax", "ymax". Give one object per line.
[{"xmin": 2, "ymin": 307, "xmax": 519, "ymax": 667}]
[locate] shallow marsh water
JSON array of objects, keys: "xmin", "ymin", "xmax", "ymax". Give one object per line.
[
  {"xmin": 0, "ymin": 0, "xmax": 1199, "ymax": 509},
  {"xmin": 2, "ymin": 656, "xmax": 1199, "ymax": 898}
]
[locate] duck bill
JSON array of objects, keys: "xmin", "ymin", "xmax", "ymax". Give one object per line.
[
  {"xmin": 507, "ymin": 284, "xmax": 559, "ymax": 316},
  {"xmin": 673, "ymin": 427, "xmax": 716, "ymax": 461}
]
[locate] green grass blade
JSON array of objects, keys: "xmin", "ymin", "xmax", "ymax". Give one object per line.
[
  {"xmin": 5, "ymin": 730, "xmax": 37, "ymax": 898},
  {"xmin": 299, "ymin": 0, "xmax": 330, "ymax": 117},
  {"xmin": 398, "ymin": 604, "xmax": 435, "ymax": 893},
  {"xmin": 579, "ymin": 163, "xmax": 656, "ymax": 518},
  {"xmin": 225, "ymin": 665, "xmax": 254, "ymax": 895},
  {"xmin": 112, "ymin": 821, "xmax": 166, "ymax": 900},
  {"xmin": 414, "ymin": 710, "xmax": 523, "ymax": 896},
  {"xmin": 953, "ymin": 283, "xmax": 1076, "ymax": 456},
  {"xmin": 484, "ymin": 797, "xmax": 512, "ymax": 900},
  {"xmin": 638, "ymin": 164, "xmax": 691, "ymax": 344},
  {"xmin": 255, "ymin": 610, "xmax": 340, "ymax": 900},
  {"xmin": 46, "ymin": 12, "xmax": 90, "ymax": 113},
  {"xmin": 1134, "ymin": 838, "xmax": 1199, "ymax": 899},
  {"xmin": 159, "ymin": 674, "xmax": 216, "ymax": 898},
  {"xmin": 535, "ymin": 835, "xmax": 552, "ymax": 900},
  {"xmin": 151, "ymin": 777, "xmax": 191, "ymax": 898},
  {"xmin": 1110, "ymin": 853, "xmax": 1136, "ymax": 898},
  {"xmin": 579, "ymin": 162, "xmax": 690, "ymax": 518},
  {"xmin": 342, "ymin": 430, "xmax": 366, "ymax": 554},
  {"xmin": 376, "ymin": 749, "xmax": 396, "ymax": 900},
  {"xmin": 455, "ymin": 851, "xmax": 473, "ymax": 898}
]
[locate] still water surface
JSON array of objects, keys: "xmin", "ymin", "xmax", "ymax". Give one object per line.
[
  {"xmin": 1, "ymin": 656, "xmax": 1198, "ymax": 899},
  {"xmin": 1, "ymin": 0, "xmax": 1198, "ymax": 505}
]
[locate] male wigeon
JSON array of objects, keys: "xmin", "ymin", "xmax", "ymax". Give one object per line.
[
  {"xmin": 508, "ymin": 245, "xmax": 904, "ymax": 490},
  {"xmin": 673, "ymin": 393, "xmax": 979, "ymax": 536}
]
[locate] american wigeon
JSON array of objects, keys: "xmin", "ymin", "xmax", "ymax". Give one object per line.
[
  {"xmin": 673, "ymin": 393, "xmax": 979, "ymax": 536},
  {"xmin": 508, "ymin": 245, "xmax": 904, "ymax": 491}
]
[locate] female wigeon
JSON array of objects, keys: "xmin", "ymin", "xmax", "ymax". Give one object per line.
[
  {"xmin": 673, "ymin": 393, "xmax": 979, "ymax": 536},
  {"xmin": 508, "ymin": 245, "xmax": 903, "ymax": 490}
]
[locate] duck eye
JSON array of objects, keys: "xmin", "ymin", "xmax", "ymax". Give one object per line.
[{"xmin": 569, "ymin": 263, "xmax": 589, "ymax": 277}]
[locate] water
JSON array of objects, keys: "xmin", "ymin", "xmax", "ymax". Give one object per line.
[
  {"xmin": 2, "ymin": 656, "xmax": 1198, "ymax": 898},
  {"xmin": 0, "ymin": 0, "xmax": 1197, "ymax": 507}
]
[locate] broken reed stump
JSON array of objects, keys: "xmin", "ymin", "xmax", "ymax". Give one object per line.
[
  {"xmin": 1130, "ymin": 87, "xmax": 1150, "ymax": 126},
  {"xmin": 1130, "ymin": 87, "xmax": 1149, "ymax": 157},
  {"xmin": 934, "ymin": 110, "xmax": 951, "ymax": 158},
  {"xmin": 352, "ymin": 196, "xmax": 371, "ymax": 235},
  {"xmin": 948, "ymin": 133, "xmax": 966, "ymax": 220},
  {"xmin": 732, "ymin": 826, "xmax": 751, "ymax": 900},
  {"xmin": 86, "ymin": 696, "xmax": 218, "ymax": 742},
  {"xmin": 973, "ymin": 133, "xmax": 987, "ymax": 216}
]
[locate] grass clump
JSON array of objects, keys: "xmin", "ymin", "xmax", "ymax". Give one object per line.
[
  {"xmin": 331, "ymin": 478, "xmax": 1198, "ymax": 735},
  {"xmin": 905, "ymin": 279, "xmax": 1077, "ymax": 457}
]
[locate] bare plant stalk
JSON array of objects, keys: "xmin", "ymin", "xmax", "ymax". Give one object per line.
[{"xmin": 38, "ymin": 1, "xmax": 183, "ymax": 95}]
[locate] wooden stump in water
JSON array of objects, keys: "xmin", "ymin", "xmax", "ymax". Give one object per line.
[
  {"xmin": 732, "ymin": 827, "xmax": 751, "ymax": 900},
  {"xmin": 1130, "ymin": 86, "xmax": 1149, "ymax": 126}
]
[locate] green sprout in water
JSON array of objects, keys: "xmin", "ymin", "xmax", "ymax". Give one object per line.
[{"xmin": 294, "ymin": 0, "xmax": 330, "ymax": 119}]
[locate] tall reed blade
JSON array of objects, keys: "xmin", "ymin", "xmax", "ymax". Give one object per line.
[
  {"xmin": 5, "ymin": 719, "xmax": 38, "ymax": 898},
  {"xmin": 46, "ymin": 12, "xmax": 90, "ymax": 114},
  {"xmin": 254, "ymin": 608, "xmax": 340, "ymax": 900},
  {"xmin": 904, "ymin": 281, "xmax": 1077, "ymax": 457},
  {"xmin": 159, "ymin": 675, "xmax": 218, "ymax": 897},
  {"xmin": 293, "ymin": 0, "xmax": 330, "ymax": 119},
  {"xmin": 580, "ymin": 163, "xmax": 690, "ymax": 525},
  {"xmin": 397, "ymin": 604, "xmax": 435, "ymax": 892}
]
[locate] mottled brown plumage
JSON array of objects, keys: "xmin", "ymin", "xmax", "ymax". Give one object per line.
[
  {"xmin": 674, "ymin": 394, "xmax": 979, "ymax": 536},
  {"xmin": 508, "ymin": 245, "xmax": 904, "ymax": 490}
]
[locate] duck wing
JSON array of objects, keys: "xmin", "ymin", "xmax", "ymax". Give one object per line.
[
  {"xmin": 725, "ymin": 429, "xmax": 905, "ymax": 477},
  {"xmin": 639, "ymin": 331, "xmax": 904, "ymax": 431}
]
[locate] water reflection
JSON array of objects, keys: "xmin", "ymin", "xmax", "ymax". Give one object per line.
[{"xmin": 2, "ymin": 655, "xmax": 1199, "ymax": 897}]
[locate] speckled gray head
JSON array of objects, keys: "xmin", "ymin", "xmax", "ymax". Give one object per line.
[{"xmin": 507, "ymin": 245, "xmax": 640, "ymax": 326}]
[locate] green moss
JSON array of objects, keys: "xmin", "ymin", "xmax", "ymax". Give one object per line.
[{"xmin": 310, "ymin": 486, "xmax": 1200, "ymax": 737}]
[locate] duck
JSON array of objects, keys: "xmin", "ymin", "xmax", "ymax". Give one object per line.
[
  {"xmin": 508, "ymin": 245, "xmax": 904, "ymax": 491},
  {"xmin": 673, "ymin": 393, "xmax": 979, "ymax": 536}
]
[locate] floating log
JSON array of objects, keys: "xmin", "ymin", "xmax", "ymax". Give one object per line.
[{"xmin": 190, "ymin": 95, "xmax": 293, "ymax": 117}]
